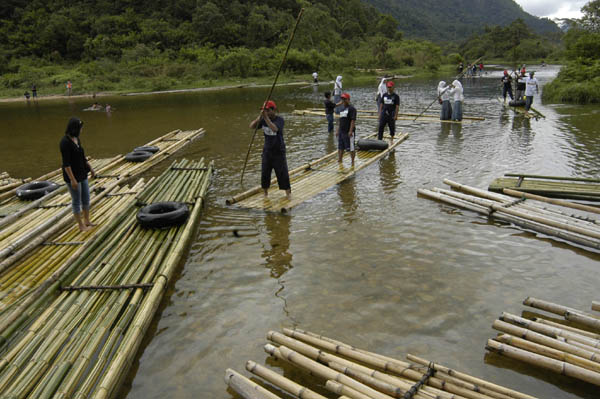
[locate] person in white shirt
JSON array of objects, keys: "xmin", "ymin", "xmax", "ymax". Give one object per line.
[
  {"xmin": 524, "ymin": 71, "xmax": 539, "ymax": 113},
  {"xmin": 333, "ymin": 75, "xmax": 343, "ymax": 114},
  {"xmin": 447, "ymin": 80, "xmax": 464, "ymax": 121},
  {"xmin": 438, "ymin": 81, "xmax": 452, "ymax": 120},
  {"xmin": 312, "ymin": 72, "xmax": 318, "ymax": 83},
  {"xmin": 376, "ymin": 77, "xmax": 388, "ymax": 113}
]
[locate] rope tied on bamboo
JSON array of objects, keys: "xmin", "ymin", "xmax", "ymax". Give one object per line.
[
  {"xmin": 402, "ymin": 363, "xmax": 436, "ymax": 399},
  {"xmin": 106, "ymin": 191, "xmax": 139, "ymax": 197},
  {"xmin": 95, "ymin": 174, "xmax": 121, "ymax": 179},
  {"xmin": 170, "ymin": 167, "xmax": 209, "ymax": 171}
]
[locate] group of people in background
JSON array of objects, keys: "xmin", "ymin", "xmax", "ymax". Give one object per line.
[{"xmin": 24, "ymin": 80, "xmax": 74, "ymax": 101}]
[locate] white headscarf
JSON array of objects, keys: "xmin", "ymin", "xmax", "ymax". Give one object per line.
[
  {"xmin": 437, "ymin": 81, "xmax": 446, "ymax": 95},
  {"xmin": 333, "ymin": 75, "xmax": 343, "ymax": 95},
  {"xmin": 378, "ymin": 78, "xmax": 387, "ymax": 97},
  {"xmin": 451, "ymin": 80, "xmax": 464, "ymax": 102}
]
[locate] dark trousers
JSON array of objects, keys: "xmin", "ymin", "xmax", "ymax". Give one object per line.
[
  {"xmin": 525, "ymin": 96, "xmax": 534, "ymax": 111},
  {"xmin": 378, "ymin": 114, "xmax": 395, "ymax": 139},
  {"xmin": 502, "ymin": 85, "xmax": 513, "ymax": 100},
  {"xmin": 261, "ymin": 151, "xmax": 291, "ymax": 190},
  {"xmin": 326, "ymin": 113, "xmax": 334, "ymax": 133}
]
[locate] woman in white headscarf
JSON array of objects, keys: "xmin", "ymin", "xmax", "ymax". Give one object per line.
[
  {"xmin": 333, "ymin": 75, "xmax": 343, "ymax": 114},
  {"xmin": 447, "ymin": 79, "xmax": 464, "ymax": 121},
  {"xmin": 438, "ymin": 81, "xmax": 452, "ymax": 121},
  {"xmin": 376, "ymin": 77, "xmax": 387, "ymax": 113}
]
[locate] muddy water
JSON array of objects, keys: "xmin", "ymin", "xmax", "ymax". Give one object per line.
[{"xmin": 1, "ymin": 65, "xmax": 599, "ymax": 398}]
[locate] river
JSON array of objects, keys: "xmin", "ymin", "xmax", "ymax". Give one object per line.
[{"xmin": 0, "ymin": 65, "xmax": 598, "ymax": 398}]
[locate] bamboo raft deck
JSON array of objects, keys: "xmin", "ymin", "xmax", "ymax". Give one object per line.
[
  {"xmin": 487, "ymin": 297, "xmax": 600, "ymax": 387},
  {"xmin": 227, "ymin": 133, "xmax": 408, "ymax": 213},
  {"xmin": 293, "ymin": 109, "xmax": 475, "ymax": 125},
  {"xmin": 226, "ymin": 328, "xmax": 538, "ymax": 399},
  {"xmin": 489, "ymin": 174, "xmax": 600, "ymax": 201},
  {"xmin": 0, "ymin": 128, "xmax": 204, "ymax": 264},
  {"xmin": 419, "ymin": 179, "xmax": 600, "ymax": 251},
  {"xmin": 0, "ymin": 158, "xmax": 213, "ymax": 398}
]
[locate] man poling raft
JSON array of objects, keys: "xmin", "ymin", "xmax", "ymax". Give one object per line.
[{"xmin": 378, "ymin": 80, "xmax": 399, "ymax": 141}]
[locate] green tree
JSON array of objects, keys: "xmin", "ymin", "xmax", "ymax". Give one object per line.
[{"xmin": 582, "ymin": 0, "xmax": 600, "ymax": 32}]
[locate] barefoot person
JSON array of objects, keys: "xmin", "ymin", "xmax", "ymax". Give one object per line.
[
  {"xmin": 60, "ymin": 117, "xmax": 96, "ymax": 231},
  {"xmin": 336, "ymin": 93, "xmax": 356, "ymax": 165},
  {"xmin": 249, "ymin": 100, "xmax": 291, "ymax": 200}
]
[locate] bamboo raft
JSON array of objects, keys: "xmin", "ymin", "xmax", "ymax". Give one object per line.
[
  {"xmin": 489, "ymin": 174, "xmax": 600, "ymax": 201},
  {"xmin": 0, "ymin": 172, "xmax": 30, "ymax": 195},
  {"xmin": 293, "ymin": 110, "xmax": 474, "ymax": 125},
  {"xmin": 226, "ymin": 328, "xmax": 538, "ymax": 399},
  {"xmin": 0, "ymin": 128, "xmax": 205, "ymax": 265},
  {"xmin": 227, "ymin": 133, "xmax": 408, "ymax": 213},
  {"xmin": 418, "ymin": 179, "xmax": 600, "ymax": 251},
  {"xmin": 487, "ymin": 297, "xmax": 600, "ymax": 387},
  {"xmin": 305, "ymin": 108, "xmax": 486, "ymax": 121},
  {"xmin": 0, "ymin": 158, "xmax": 213, "ymax": 398}
]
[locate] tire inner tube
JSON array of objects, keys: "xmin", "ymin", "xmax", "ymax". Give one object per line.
[
  {"xmin": 357, "ymin": 138, "xmax": 389, "ymax": 151},
  {"xmin": 137, "ymin": 201, "xmax": 190, "ymax": 229},
  {"xmin": 133, "ymin": 145, "xmax": 160, "ymax": 154},
  {"xmin": 125, "ymin": 150, "xmax": 153, "ymax": 162},
  {"xmin": 509, "ymin": 99, "xmax": 526, "ymax": 107},
  {"xmin": 16, "ymin": 180, "xmax": 60, "ymax": 200}
]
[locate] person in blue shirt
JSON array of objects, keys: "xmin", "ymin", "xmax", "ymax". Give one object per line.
[
  {"xmin": 378, "ymin": 81, "xmax": 400, "ymax": 141},
  {"xmin": 249, "ymin": 100, "xmax": 291, "ymax": 200},
  {"xmin": 336, "ymin": 93, "xmax": 356, "ymax": 165}
]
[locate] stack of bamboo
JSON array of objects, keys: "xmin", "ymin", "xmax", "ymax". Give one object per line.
[
  {"xmin": 226, "ymin": 328, "xmax": 537, "ymax": 399},
  {"xmin": 0, "ymin": 172, "xmax": 30, "ymax": 195},
  {"xmin": 0, "ymin": 128, "xmax": 205, "ymax": 267},
  {"xmin": 0, "ymin": 158, "xmax": 212, "ymax": 398},
  {"xmin": 486, "ymin": 297, "xmax": 600, "ymax": 387},
  {"xmin": 418, "ymin": 179, "xmax": 600, "ymax": 251}
]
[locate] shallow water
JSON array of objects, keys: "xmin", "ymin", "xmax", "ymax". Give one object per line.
[{"xmin": 1, "ymin": 65, "xmax": 599, "ymax": 398}]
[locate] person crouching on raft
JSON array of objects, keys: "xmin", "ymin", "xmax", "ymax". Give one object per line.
[
  {"xmin": 438, "ymin": 81, "xmax": 452, "ymax": 121},
  {"xmin": 60, "ymin": 117, "xmax": 96, "ymax": 232},
  {"xmin": 447, "ymin": 80, "xmax": 464, "ymax": 121},
  {"xmin": 336, "ymin": 93, "xmax": 356, "ymax": 165},
  {"xmin": 249, "ymin": 100, "xmax": 291, "ymax": 200},
  {"xmin": 378, "ymin": 80, "xmax": 399, "ymax": 141}
]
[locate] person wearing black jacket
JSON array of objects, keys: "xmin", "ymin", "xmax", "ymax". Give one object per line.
[{"xmin": 60, "ymin": 117, "xmax": 96, "ymax": 231}]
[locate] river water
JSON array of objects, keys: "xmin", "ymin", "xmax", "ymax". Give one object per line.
[{"xmin": 0, "ymin": 65, "xmax": 599, "ymax": 398}]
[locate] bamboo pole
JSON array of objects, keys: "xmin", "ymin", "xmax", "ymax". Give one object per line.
[
  {"xmin": 593, "ymin": 302, "xmax": 600, "ymax": 312},
  {"xmin": 504, "ymin": 174, "xmax": 600, "ymax": 183},
  {"xmin": 523, "ymin": 297, "xmax": 590, "ymax": 318},
  {"xmin": 502, "ymin": 189, "xmax": 600, "ymax": 215},
  {"xmin": 326, "ymin": 380, "xmax": 381, "ymax": 399},
  {"xmin": 486, "ymin": 339, "xmax": 600, "ymax": 386},
  {"xmin": 533, "ymin": 318, "xmax": 600, "ymax": 340},
  {"xmin": 246, "ymin": 360, "xmax": 328, "ymax": 399},
  {"xmin": 565, "ymin": 312, "xmax": 600, "ymax": 332},
  {"xmin": 225, "ymin": 368, "xmax": 282, "ymax": 399}
]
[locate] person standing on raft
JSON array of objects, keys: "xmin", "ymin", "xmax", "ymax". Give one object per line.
[
  {"xmin": 501, "ymin": 70, "xmax": 514, "ymax": 103},
  {"xmin": 438, "ymin": 81, "xmax": 452, "ymax": 121},
  {"xmin": 60, "ymin": 117, "xmax": 96, "ymax": 232},
  {"xmin": 524, "ymin": 71, "xmax": 539, "ymax": 114},
  {"xmin": 336, "ymin": 93, "xmax": 356, "ymax": 165},
  {"xmin": 376, "ymin": 77, "xmax": 388, "ymax": 113},
  {"xmin": 447, "ymin": 80, "xmax": 464, "ymax": 121},
  {"xmin": 378, "ymin": 81, "xmax": 399, "ymax": 141},
  {"xmin": 516, "ymin": 70, "xmax": 527, "ymax": 101},
  {"xmin": 249, "ymin": 100, "xmax": 291, "ymax": 200},
  {"xmin": 333, "ymin": 75, "xmax": 343, "ymax": 114},
  {"xmin": 323, "ymin": 91, "xmax": 335, "ymax": 134}
]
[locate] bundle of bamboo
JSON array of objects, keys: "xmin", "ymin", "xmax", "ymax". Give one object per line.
[
  {"xmin": 488, "ymin": 174, "xmax": 600, "ymax": 201},
  {"xmin": 226, "ymin": 328, "xmax": 537, "ymax": 399},
  {"xmin": 0, "ymin": 128, "xmax": 205, "ymax": 267},
  {"xmin": 486, "ymin": 297, "xmax": 600, "ymax": 387},
  {"xmin": 228, "ymin": 132, "xmax": 408, "ymax": 213},
  {"xmin": 418, "ymin": 180, "xmax": 600, "ymax": 251},
  {"xmin": 0, "ymin": 158, "xmax": 212, "ymax": 398}
]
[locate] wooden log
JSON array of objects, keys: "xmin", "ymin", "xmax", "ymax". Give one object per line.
[
  {"xmin": 225, "ymin": 368, "xmax": 282, "ymax": 399},
  {"xmin": 502, "ymin": 189, "xmax": 600, "ymax": 215},
  {"xmin": 246, "ymin": 360, "xmax": 327, "ymax": 399},
  {"xmin": 486, "ymin": 339, "xmax": 600, "ymax": 386}
]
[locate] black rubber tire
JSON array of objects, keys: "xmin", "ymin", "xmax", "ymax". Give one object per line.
[
  {"xmin": 125, "ymin": 150, "xmax": 153, "ymax": 162},
  {"xmin": 16, "ymin": 181, "xmax": 60, "ymax": 200},
  {"xmin": 509, "ymin": 99, "xmax": 526, "ymax": 107},
  {"xmin": 133, "ymin": 145, "xmax": 160, "ymax": 154},
  {"xmin": 357, "ymin": 139, "xmax": 389, "ymax": 151},
  {"xmin": 137, "ymin": 201, "xmax": 190, "ymax": 228}
]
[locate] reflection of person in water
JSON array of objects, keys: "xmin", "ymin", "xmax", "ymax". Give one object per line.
[
  {"xmin": 378, "ymin": 151, "xmax": 400, "ymax": 195},
  {"xmin": 336, "ymin": 178, "xmax": 358, "ymax": 221},
  {"xmin": 262, "ymin": 213, "xmax": 292, "ymax": 279}
]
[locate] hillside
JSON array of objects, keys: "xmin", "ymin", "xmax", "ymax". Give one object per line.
[{"xmin": 363, "ymin": 0, "xmax": 561, "ymax": 41}]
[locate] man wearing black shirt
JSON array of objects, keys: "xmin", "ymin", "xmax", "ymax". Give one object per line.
[
  {"xmin": 249, "ymin": 100, "xmax": 291, "ymax": 200},
  {"xmin": 323, "ymin": 91, "xmax": 335, "ymax": 134},
  {"xmin": 378, "ymin": 81, "xmax": 399, "ymax": 141},
  {"xmin": 501, "ymin": 70, "xmax": 514, "ymax": 102},
  {"xmin": 336, "ymin": 93, "xmax": 356, "ymax": 165}
]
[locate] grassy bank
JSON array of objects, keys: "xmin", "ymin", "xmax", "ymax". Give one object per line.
[{"xmin": 542, "ymin": 60, "xmax": 600, "ymax": 104}]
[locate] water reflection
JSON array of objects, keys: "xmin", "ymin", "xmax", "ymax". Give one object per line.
[
  {"xmin": 261, "ymin": 213, "xmax": 292, "ymax": 279},
  {"xmin": 378, "ymin": 151, "xmax": 401, "ymax": 194},
  {"xmin": 336, "ymin": 177, "xmax": 358, "ymax": 222}
]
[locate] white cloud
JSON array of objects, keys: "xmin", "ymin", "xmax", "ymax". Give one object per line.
[{"xmin": 514, "ymin": 0, "xmax": 587, "ymax": 19}]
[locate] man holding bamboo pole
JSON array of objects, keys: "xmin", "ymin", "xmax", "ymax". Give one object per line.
[{"xmin": 250, "ymin": 100, "xmax": 291, "ymax": 200}]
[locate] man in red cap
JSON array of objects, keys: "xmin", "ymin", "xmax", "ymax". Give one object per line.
[
  {"xmin": 336, "ymin": 93, "xmax": 356, "ymax": 165},
  {"xmin": 249, "ymin": 100, "xmax": 291, "ymax": 199},
  {"xmin": 378, "ymin": 80, "xmax": 399, "ymax": 141}
]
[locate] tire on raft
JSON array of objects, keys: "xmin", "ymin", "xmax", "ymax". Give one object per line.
[
  {"xmin": 136, "ymin": 201, "xmax": 190, "ymax": 229},
  {"xmin": 133, "ymin": 145, "xmax": 160, "ymax": 154},
  {"xmin": 356, "ymin": 139, "xmax": 389, "ymax": 151},
  {"xmin": 509, "ymin": 99, "xmax": 526, "ymax": 107},
  {"xmin": 16, "ymin": 180, "xmax": 60, "ymax": 200},
  {"xmin": 125, "ymin": 150, "xmax": 153, "ymax": 162}
]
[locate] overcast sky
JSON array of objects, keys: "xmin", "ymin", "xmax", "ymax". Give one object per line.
[{"xmin": 514, "ymin": 0, "xmax": 587, "ymax": 19}]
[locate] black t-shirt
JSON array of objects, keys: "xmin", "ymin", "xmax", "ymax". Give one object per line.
[
  {"xmin": 338, "ymin": 105, "xmax": 357, "ymax": 135},
  {"xmin": 259, "ymin": 116, "xmax": 285, "ymax": 154},
  {"xmin": 60, "ymin": 135, "xmax": 89, "ymax": 183},
  {"xmin": 324, "ymin": 99, "xmax": 335, "ymax": 115},
  {"xmin": 501, "ymin": 75, "xmax": 512, "ymax": 87},
  {"xmin": 517, "ymin": 77, "xmax": 526, "ymax": 90},
  {"xmin": 381, "ymin": 92, "xmax": 399, "ymax": 116}
]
